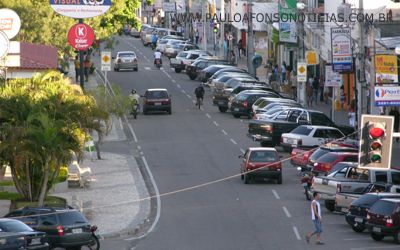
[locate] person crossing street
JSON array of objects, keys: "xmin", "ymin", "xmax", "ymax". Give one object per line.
[{"xmin": 306, "ymin": 192, "xmax": 324, "ymax": 245}]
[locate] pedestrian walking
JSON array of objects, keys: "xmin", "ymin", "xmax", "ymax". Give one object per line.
[
  {"xmin": 230, "ymin": 50, "xmax": 236, "ymax": 64},
  {"xmin": 281, "ymin": 61, "xmax": 287, "ymax": 84},
  {"xmin": 306, "ymin": 192, "xmax": 324, "ymax": 245},
  {"xmin": 312, "ymin": 77, "xmax": 319, "ymax": 105},
  {"xmin": 348, "ymin": 98, "xmax": 356, "ymax": 127},
  {"xmin": 389, "ymin": 107, "xmax": 400, "ymax": 142},
  {"xmin": 195, "ymin": 29, "xmax": 200, "ymax": 45},
  {"xmin": 237, "ymin": 39, "xmax": 243, "ymax": 58},
  {"xmin": 84, "ymin": 55, "xmax": 91, "ymax": 82},
  {"xmin": 74, "ymin": 55, "xmax": 80, "ymax": 82},
  {"xmin": 319, "ymin": 76, "xmax": 325, "ymax": 102},
  {"xmin": 340, "ymin": 84, "xmax": 346, "ymax": 110},
  {"xmin": 307, "ymin": 77, "xmax": 314, "ymax": 107}
]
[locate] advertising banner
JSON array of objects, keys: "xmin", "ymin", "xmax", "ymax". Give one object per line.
[
  {"xmin": 0, "ymin": 9, "xmax": 21, "ymax": 39},
  {"xmin": 278, "ymin": 0, "xmax": 297, "ymax": 43},
  {"xmin": 374, "ymin": 86, "xmax": 400, "ymax": 106},
  {"xmin": 49, "ymin": 0, "xmax": 112, "ymax": 19},
  {"xmin": 67, "ymin": 23, "xmax": 95, "ymax": 51},
  {"xmin": 375, "ymin": 55, "xmax": 398, "ymax": 84},
  {"xmin": 325, "ymin": 65, "xmax": 342, "ymax": 87},
  {"xmin": 331, "ymin": 27, "xmax": 353, "ymax": 72}
]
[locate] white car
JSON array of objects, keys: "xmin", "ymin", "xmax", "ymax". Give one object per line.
[
  {"xmin": 281, "ymin": 125, "xmax": 345, "ymax": 151},
  {"xmin": 156, "ymin": 39, "xmax": 184, "ymax": 53}
]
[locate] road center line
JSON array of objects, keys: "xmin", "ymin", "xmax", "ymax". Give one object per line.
[
  {"xmin": 230, "ymin": 138, "xmax": 237, "ymax": 145},
  {"xmin": 177, "ymin": 84, "xmax": 181, "ymax": 88},
  {"xmin": 283, "ymin": 206, "xmax": 291, "ymax": 218},
  {"xmin": 240, "ymin": 148, "xmax": 245, "ymax": 154},
  {"xmin": 213, "ymin": 121, "xmax": 219, "ymax": 126},
  {"xmin": 206, "ymin": 113, "xmax": 211, "ymax": 119},
  {"xmin": 351, "ymin": 246, "xmax": 400, "ymax": 250},
  {"xmin": 292, "ymin": 226, "xmax": 301, "ymax": 240},
  {"xmin": 272, "ymin": 190, "xmax": 280, "ymax": 200},
  {"xmin": 186, "ymin": 94, "xmax": 191, "ymax": 99},
  {"xmin": 171, "ymin": 79, "xmax": 176, "ymax": 83},
  {"xmin": 221, "ymin": 129, "xmax": 228, "ymax": 135}
]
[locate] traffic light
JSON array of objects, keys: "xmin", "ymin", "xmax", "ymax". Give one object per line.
[
  {"xmin": 359, "ymin": 115, "xmax": 394, "ymax": 169},
  {"xmin": 213, "ymin": 22, "xmax": 219, "ymax": 33}
]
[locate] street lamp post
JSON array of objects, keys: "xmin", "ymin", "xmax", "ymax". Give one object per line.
[{"xmin": 247, "ymin": 0, "xmax": 255, "ymax": 76}]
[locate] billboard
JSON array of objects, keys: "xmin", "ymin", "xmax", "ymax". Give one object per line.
[
  {"xmin": 278, "ymin": 0, "xmax": 297, "ymax": 43},
  {"xmin": 49, "ymin": 0, "xmax": 112, "ymax": 18},
  {"xmin": 375, "ymin": 55, "xmax": 398, "ymax": 85},
  {"xmin": 331, "ymin": 27, "xmax": 353, "ymax": 72},
  {"xmin": 374, "ymin": 86, "xmax": 400, "ymax": 106},
  {"xmin": 0, "ymin": 9, "xmax": 21, "ymax": 39}
]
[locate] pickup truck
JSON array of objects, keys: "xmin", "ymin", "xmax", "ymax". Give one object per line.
[
  {"xmin": 248, "ymin": 108, "xmax": 355, "ymax": 147},
  {"xmin": 312, "ymin": 166, "xmax": 400, "ymax": 212}
]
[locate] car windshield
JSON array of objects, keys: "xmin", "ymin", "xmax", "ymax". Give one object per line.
[
  {"xmin": 177, "ymin": 52, "xmax": 188, "ymax": 58},
  {"xmin": 290, "ymin": 126, "xmax": 313, "ymax": 136},
  {"xmin": 147, "ymin": 91, "xmax": 169, "ymax": 99},
  {"xmin": 119, "ymin": 53, "xmax": 135, "ymax": 58},
  {"xmin": 370, "ymin": 200, "xmax": 397, "ymax": 216},
  {"xmin": 58, "ymin": 211, "xmax": 88, "ymax": 225},
  {"xmin": 317, "ymin": 153, "xmax": 340, "ymax": 163},
  {"xmin": 309, "ymin": 148, "xmax": 330, "ymax": 162},
  {"xmin": 249, "ymin": 151, "xmax": 277, "ymax": 162},
  {"xmin": 0, "ymin": 220, "xmax": 33, "ymax": 232},
  {"xmin": 160, "ymin": 40, "xmax": 168, "ymax": 44}
]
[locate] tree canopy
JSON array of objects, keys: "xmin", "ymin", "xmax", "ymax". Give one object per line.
[{"xmin": 0, "ymin": 0, "xmax": 142, "ymax": 55}]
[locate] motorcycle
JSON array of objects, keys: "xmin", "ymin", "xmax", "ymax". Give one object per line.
[
  {"xmin": 131, "ymin": 103, "xmax": 139, "ymax": 119},
  {"xmin": 151, "ymin": 42, "xmax": 157, "ymax": 50},
  {"xmin": 155, "ymin": 58, "xmax": 162, "ymax": 69},
  {"xmin": 87, "ymin": 225, "xmax": 100, "ymax": 250},
  {"xmin": 298, "ymin": 167, "xmax": 313, "ymax": 201}
]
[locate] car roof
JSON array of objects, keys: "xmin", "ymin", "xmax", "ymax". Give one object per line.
[
  {"xmin": 146, "ymin": 88, "xmax": 168, "ymax": 92},
  {"xmin": 248, "ymin": 147, "xmax": 277, "ymax": 152},
  {"xmin": 299, "ymin": 125, "xmax": 340, "ymax": 130},
  {"xmin": 325, "ymin": 151, "xmax": 358, "ymax": 155},
  {"xmin": 379, "ymin": 198, "xmax": 400, "ymax": 203},
  {"xmin": 117, "ymin": 51, "xmax": 135, "ymax": 54},
  {"xmin": 368, "ymin": 193, "xmax": 400, "ymax": 197}
]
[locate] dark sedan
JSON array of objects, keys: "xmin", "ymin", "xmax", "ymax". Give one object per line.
[{"xmin": 229, "ymin": 90, "xmax": 281, "ymax": 118}]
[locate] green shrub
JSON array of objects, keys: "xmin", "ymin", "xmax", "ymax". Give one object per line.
[{"xmin": 56, "ymin": 167, "xmax": 68, "ymax": 183}]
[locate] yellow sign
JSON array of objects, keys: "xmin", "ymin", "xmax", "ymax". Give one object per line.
[
  {"xmin": 298, "ymin": 66, "xmax": 305, "ymax": 74},
  {"xmin": 102, "ymin": 55, "xmax": 110, "ymax": 63},
  {"xmin": 306, "ymin": 51, "xmax": 319, "ymax": 65},
  {"xmin": 375, "ymin": 55, "xmax": 398, "ymax": 84}
]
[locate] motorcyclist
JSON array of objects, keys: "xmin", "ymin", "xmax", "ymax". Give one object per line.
[
  {"xmin": 154, "ymin": 51, "xmax": 162, "ymax": 66},
  {"xmin": 151, "ymin": 32, "xmax": 158, "ymax": 49},
  {"xmin": 129, "ymin": 89, "xmax": 141, "ymax": 113},
  {"xmin": 194, "ymin": 84, "xmax": 205, "ymax": 104}
]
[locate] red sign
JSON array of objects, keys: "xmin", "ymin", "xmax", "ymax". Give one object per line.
[{"xmin": 68, "ymin": 23, "xmax": 94, "ymax": 51}]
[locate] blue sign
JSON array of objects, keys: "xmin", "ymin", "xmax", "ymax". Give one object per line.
[
  {"xmin": 252, "ymin": 54, "xmax": 263, "ymax": 68},
  {"xmin": 49, "ymin": 0, "xmax": 112, "ymax": 19},
  {"xmin": 331, "ymin": 27, "xmax": 353, "ymax": 73},
  {"xmin": 374, "ymin": 86, "xmax": 400, "ymax": 106}
]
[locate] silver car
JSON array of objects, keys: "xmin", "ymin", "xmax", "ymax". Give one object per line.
[{"xmin": 113, "ymin": 51, "xmax": 138, "ymax": 71}]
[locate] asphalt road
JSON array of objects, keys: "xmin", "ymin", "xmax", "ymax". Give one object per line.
[{"xmin": 100, "ymin": 35, "xmax": 400, "ymax": 250}]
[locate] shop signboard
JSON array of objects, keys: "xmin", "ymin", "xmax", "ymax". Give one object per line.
[
  {"xmin": 375, "ymin": 55, "xmax": 398, "ymax": 85},
  {"xmin": 325, "ymin": 65, "xmax": 342, "ymax": 87},
  {"xmin": 0, "ymin": 8, "xmax": 21, "ymax": 40},
  {"xmin": 331, "ymin": 27, "xmax": 353, "ymax": 72},
  {"xmin": 49, "ymin": 0, "xmax": 112, "ymax": 19},
  {"xmin": 374, "ymin": 86, "xmax": 400, "ymax": 106},
  {"xmin": 67, "ymin": 23, "xmax": 95, "ymax": 51}
]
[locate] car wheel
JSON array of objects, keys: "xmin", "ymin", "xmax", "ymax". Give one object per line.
[
  {"xmin": 113, "ymin": 67, "xmax": 117, "ymax": 72},
  {"xmin": 244, "ymin": 173, "xmax": 250, "ymax": 184},
  {"xmin": 371, "ymin": 233, "xmax": 384, "ymax": 241},
  {"xmin": 218, "ymin": 107, "xmax": 228, "ymax": 113},
  {"xmin": 189, "ymin": 74, "xmax": 197, "ymax": 80},
  {"xmin": 282, "ymin": 146, "xmax": 292, "ymax": 153},
  {"xmin": 240, "ymin": 170, "xmax": 244, "ymax": 180},
  {"xmin": 394, "ymin": 230, "xmax": 400, "ymax": 244},
  {"xmin": 116, "ymin": 68, "xmax": 119, "ymax": 72},
  {"xmin": 175, "ymin": 68, "xmax": 182, "ymax": 73},
  {"xmin": 351, "ymin": 225, "xmax": 365, "ymax": 233},
  {"xmin": 134, "ymin": 67, "xmax": 138, "ymax": 71},
  {"xmin": 324, "ymin": 200, "xmax": 335, "ymax": 212},
  {"xmin": 168, "ymin": 108, "xmax": 172, "ymax": 115},
  {"xmin": 233, "ymin": 114, "xmax": 241, "ymax": 118},
  {"xmin": 277, "ymin": 174, "xmax": 282, "ymax": 184}
]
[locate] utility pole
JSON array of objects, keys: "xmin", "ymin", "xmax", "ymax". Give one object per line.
[
  {"xmin": 357, "ymin": 0, "xmax": 366, "ymax": 129},
  {"xmin": 79, "ymin": 18, "xmax": 85, "ymax": 90},
  {"xmin": 219, "ymin": 0, "xmax": 225, "ymax": 57},
  {"xmin": 247, "ymin": 0, "xmax": 255, "ymax": 76},
  {"xmin": 202, "ymin": 0, "xmax": 207, "ymax": 51}
]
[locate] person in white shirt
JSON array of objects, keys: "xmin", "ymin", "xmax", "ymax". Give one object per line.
[
  {"xmin": 306, "ymin": 192, "xmax": 324, "ymax": 245},
  {"xmin": 154, "ymin": 51, "xmax": 162, "ymax": 65}
]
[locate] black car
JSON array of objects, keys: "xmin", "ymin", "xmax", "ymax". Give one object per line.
[
  {"xmin": 198, "ymin": 65, "xmax": 238, "ymax": 83},
  {"xmin": 207, "ymin": 67, "xmax": 248, "ymax": 85},
  {"xmin": 346, "ymin": 193, "xmax": 400, "ymax": 233},
  {"xmin": 229, "ymin": 90, "xmax": 281, "ymax": 118},
  {"xmin": 0, "ymin": 232, "xmax": 27, "ymax": 250},
  {"xmin": 0, "ymin": 218, "xmax": 49, "ymax": 250},
  {"xmin": 186, "ymin": 59, "xmax": 233, "ymax": 80},
  {"xmin": 142, "ymin": 88, "xmax": 172, "ymax": 115},
  {"xmin": 5, "ymin": 207, "xmax": 98, "ymax": 250}
]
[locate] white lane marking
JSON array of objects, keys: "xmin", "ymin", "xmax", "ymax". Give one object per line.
[
  {"xmin": 118, "ymin": 117, "xmax": 123, "ymax": 130},
  {"xmin": 343, "ymin": 237, "xmax": 370, "ymax": 241},
  {"xmin": 171, "ymin": 79, "xmax": 176, "ymax": 83},
  {"xmin": 230, "ymin": 138, "xmax": 237, "ymax": 145},
  {"xmin": 351, "ymin": 247, "xmax": 400, "ymax": 250},
  {"xmin": 200, "ymin": 107, "xmax": 204, "ymax": 111},
  {"xmin": 177, "ymin": 84, "xmax": 181, "ymax": 88},
  {"xmin": 137, "ymin": 145, "xmax": 142, "ymax": 150},
  {"xmin": 164, "ymin": 71, "xmax": 172, "ymax": 79},
  {"xmin": 221, "ymin": 129, "xmax": 228, "ymax": 135},
  {"xmin": 283, "ymin": 206, "xmax": 291, "ymax": 218},
  {"xmin": 272, "ymin": 190, "xmax": 280, "ymax": 200},
  {"xmin": 182, "ymin": 90, "xmax": 186, "ymax": 94},
  {"xmin": 240, "ymin": 148, "xmax": 245, "ymax": 154},
  {"xmin": 186, "ymin": 94, "xmax": 191, "ymax": 99},
  {"xmin": 144, "ymin": 67, "xmax": 151, "ymax": 70},
  {"xmin": 213, "ymin": 121, "xmax": 219, "ymax": 126},
  {"xmin": 206, "ymin": 113, "xmax": 211, "ymax": 119},
  {"xmin": 143, "ymin": 56, "xmax": 149, "ymax": 62},
  {"xmin": 140, "ymin": 152, "xmax": 144, "ymax": 156},
  {"xmin": 292, "ymin": 226, "xmax": 301, "ymax": 240}
]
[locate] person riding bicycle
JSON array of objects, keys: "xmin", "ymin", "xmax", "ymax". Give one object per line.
[
  {"xmin": 194, "ymin": 84, "xmax": 205, "ymax": 105},
  {"xmin": 151, "ymin": 32, "xmax": 158, "ymax": 48},
  {"xmin": 129, "ymin": 89, "xmax": 141, "ymax": 113},
  {"xmin": 154, "ymin": 51, "xmax": 162, "ymax": 65}
]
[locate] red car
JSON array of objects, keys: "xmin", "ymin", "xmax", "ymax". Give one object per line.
[
  {"xmin": 312, "ymin": 151, "xmax": 358, "ymax": 175},
  {"xmin": 290, "ymin": 147, "xmax": 317, "ymax": 169},
  {"xmin": 240, "ymin": 147, "xmax": 282, "ymax": 184}
]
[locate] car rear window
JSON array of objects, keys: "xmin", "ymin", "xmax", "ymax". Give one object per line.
[
  {"xmin": 353, "ymin": 194, "xmax": 380, "ymax": 206},
  {"xmin": 0, "ymin": 220, "xmax": 34, "ymax": 232},
  {"xmin": 291, "ymin": 126, "xmax": 313, "ymax": 136},
  {"xmin": 309, "ymin": 148, "xmax": 330, "ymax": 162},
  {"xmin": 370, "ymin": 200, "xmax": 397, "ymax": 216},
  {"xmin": 318, "ymin": 153, "xmax": 340, "ymax": 163},
  {"xmin": 249, "ymin": 151, "xmax": 277, "ymax": 162},
  {"xmin": 160, "ymin": 40, "xmax": 168, "ymax": 44},
  {"xmin": 58, "ymin": 211, "xmax": 88, "ymax": 225},
  {"xmin": 178, "ymin": 52, "xmax": 188, "ymax": 58},
  {"xmin": 147, "ymin": 91, "xmax": 168, "ymax": 99},
  {"xmin": 119, "ymin": 53, "xmax": 135, "ymax": 57}
]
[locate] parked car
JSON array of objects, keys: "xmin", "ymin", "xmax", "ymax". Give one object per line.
[
  {"xmin": 186, "ymin": 58, "xmax": 234, "ymax": 80},
  {"xmin": 239, "ymin": 147, "xmax": 282, "ymax": 184},
  {"xmin": 141, "ymin": 26, "xmax": 156, "ymax": 46},
  {"xmin": 164, "ymin": 43, "xmax": 199, "ymax": 58},
  {"xmin": 366, "ymin": 198, "xmax": 400, "ymax": 243},
  {"xmin": 251, "ymin": 97, "xmax": 297, "ymax": 116},
  {"xmin": 0, "ymin": 218, "xmax": 49, "ymax": 250},
  {"xmin": 312, "ymin": 151, "xmax": 358, "ymax": 175},
  {"xmin": 248, "ymin": 108, "xmax": 355, "ymax": 147},
  {"xmin": 198, "ymin": 65, "xmax": 238, "ymax": 83},
  {"xmin": 211, "ymin": 74, "xmax": 257, "ymax": 92},
  {"xmin": 253, "ymin": 104, "xmax": 302, "ymax": 120},
  {"xmin": 129, "ymin": 27, "xmax": 140, "ymax": 37},
  {"xmin": 206, "ymin": 67, "xmax": 248, "ymax": 87},
  {"xmin": 160, "ymin": 35, "xmax": 186, "ymax": 41},
  {"xmin": 346, "ymin": 193, "xmax": 400, "ymax": 233},
  {"xmin": 5, "ymin": 206, "xmax": 98, "ymax": 250},
  {"xmin": 156, "ymin": 39, "xmax": 184, "ymax": 53},
  {"xmin": 281, "ymin": 125, "xmax": 345, "ymax": 152},
  {"xmin": 230, "ymin": 90, "xmax": 282, "ymax": 118},
  {"xmin": 170, "ymin": 50, "xmax": 211, "ymax": 73},
  {"xmin": 0, "ymin": 232, "xmax": 27, "ymax": 250},
  {"xmin": 142, "ymin": 88, "xmax": 172, "ymax": 115},
  {"xmin": 113, "ymin": 51, "xmax": 138, "ymax": 71}
]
